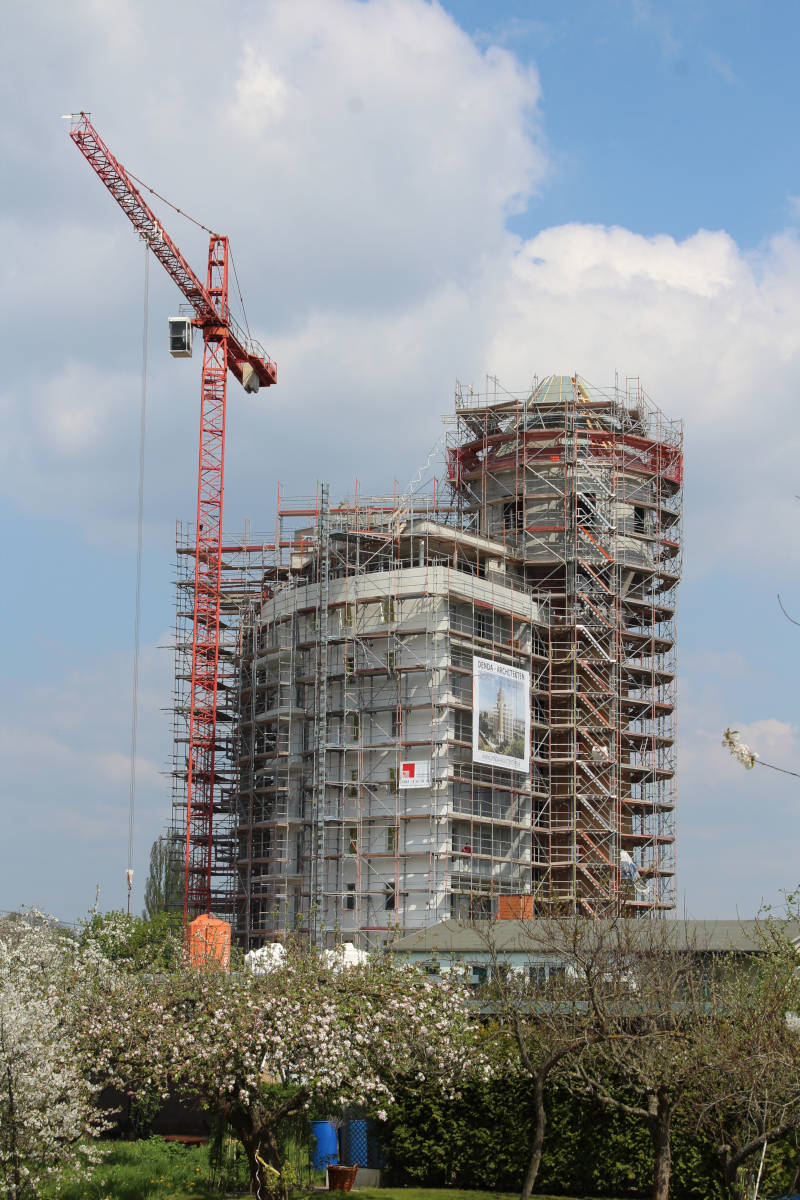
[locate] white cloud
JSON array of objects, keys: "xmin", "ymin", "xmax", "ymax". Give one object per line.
[
  {"xmin": 734, "ymin": 718, "xmax": 799, "ymax": 767},
  {"xmin": 3, "ymin": 0, "xmax": 800, "ymax": 924},
  {"xmin": 1, "ymin": 0, "xmax": 546, "ymax": 538},
  {"xmin": 213, "ymin": 0, "xmax": 545, "ymax": 314},
  {"xmin": 4, "ymin": 0, "xmax": 545, "ymax": 317},
  {"xmin": 485, "ymin": 223, "xmax": 800, "ymax": 572},
  {"xmin": 15, "ymin": 214, "xmax": 800, "ymax": 578},
  {"xmin": 672, "ymin": 653, "xmax": 800, "ymax": 917},
  {"xmin": 229, "ymin": 48, "xmax": 290, "ymax": 137}
]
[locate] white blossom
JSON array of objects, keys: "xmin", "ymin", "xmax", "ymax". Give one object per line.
[
  {"xmin": 722, "ymin": 727, "xmax": 758, "ymax": 769},
  {"xmin": 0, "ymin": 911, "xmax": 110, "ymax": 1200},
  {"xmin": 94, "ymin": 942, "xmax": 485, "ymax": 1199}
]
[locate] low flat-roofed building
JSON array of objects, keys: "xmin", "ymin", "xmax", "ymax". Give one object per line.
[{"xmin": 389, "ymin": 918, "xmax": 800, "ymax": 986}]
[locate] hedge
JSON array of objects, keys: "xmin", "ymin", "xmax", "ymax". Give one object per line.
[{"xmin": 381, "ymin": 1078, "xmax": 800, "ymax": 1198}]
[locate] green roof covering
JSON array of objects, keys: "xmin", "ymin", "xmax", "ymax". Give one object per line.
[{"xmin": 389, "ymin": 918, "xmax": 800, "ymax": 956}]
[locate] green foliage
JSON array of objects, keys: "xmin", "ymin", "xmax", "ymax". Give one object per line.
[
  {"xmin": 382, "ymin": 1077, "xmax": 800, "ymax": 1199},
  {"xmin": 276, "ymin": 1111, "xmax": 315, "ymax": 1189},
  {"xmin": 128, "ymin": 1089, "xmax": 164, "ymax": 1141},
  {"xmin": 385, "ymin": 1077, "xmax": 631, "ymax": 1192},
  {"xmin": 383, "ymin": 1076, "xmax": 528, "ymax": 1189},
  {"xmin": 204, "ymin": 1111, "xmax": 313, "ymax": 1194},
  {"xmin": 206, "ymin": 1120, "xmax": 252, "ymax": 1194},
  {"xmin": 44, "ymin": 1138, "xmax": 218, "ymax": 1200},
  {"xmin": 39, "ymin": 1125, "xmax": 799, "ymax": 1200},
  {"xmin": 79, "ymin": 909, "xmax": 182, "ymax": 973},
  {"xmin": 143, "ymin": 837, "xmax": 183, "ymax": 921},
  {"xmin": 44, "ymin": 1122, "xmax": 319, "ymax": 1200},
  {"xmin": 257, "ymin": 1157, "xmax": 296, "ymax": 1200}
]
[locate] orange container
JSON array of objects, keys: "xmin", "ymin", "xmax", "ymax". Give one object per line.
[
  {"xmin": 188, "ymin": 915, "xmax": 231, "ymax": 970},
  {"xmin": 497, "ymin": 894, "xmax": 533, "ymax": 920}
]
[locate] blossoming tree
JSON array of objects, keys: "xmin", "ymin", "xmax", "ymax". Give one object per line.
[
  {"xmin": 0, "ymin": 912, "xmax": 109, "ymax": 1200},
  {"xmin": 94, "ymin": 945, "xmax": 483, "ymax": 1197}
]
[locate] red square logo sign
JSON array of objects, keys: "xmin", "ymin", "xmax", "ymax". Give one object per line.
[{"xmin": 399, "ymin": 761, "xmax": 430, "ymax": 788}]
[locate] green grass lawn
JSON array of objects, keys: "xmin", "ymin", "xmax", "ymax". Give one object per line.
[
  {"xmin": 175, "ymin": 1192, "xmax": 611, "ymax": 1200},
  {"xmin": 297, "ymin": 1191, "xmax": 553, "ymax": 1200},
  {"xmin": 304, "ymin": 1192, "xmax": 633, "ymax": 1200}
]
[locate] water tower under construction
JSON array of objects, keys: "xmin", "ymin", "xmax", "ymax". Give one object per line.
[{"xmin": 170, "ymin": 374, "xmax": 683, "ymax": 949}]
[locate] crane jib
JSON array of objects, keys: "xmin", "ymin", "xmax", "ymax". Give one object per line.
[{"xmin": 68, "ymin": 113, "xmax": 276, "ymax": 386}]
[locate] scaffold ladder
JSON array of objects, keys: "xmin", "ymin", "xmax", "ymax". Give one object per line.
[{"xmin": 312, "ymin": 483, "xmax": 330, "ymax": 940}]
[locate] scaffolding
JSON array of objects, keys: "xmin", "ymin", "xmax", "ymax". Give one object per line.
[
  {"xmin": 446, "ymin": 374, "xmax": 682, "ymax": 913},
  {"xmin": 169, "ymin": 374, "xmax": 683, "ymax": 944},
  {"xmin": 169, "ymin": 522, "xmax": 270, "ymax": 919}
]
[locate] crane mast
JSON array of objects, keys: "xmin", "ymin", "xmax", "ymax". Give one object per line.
[{"xmin": 68, "ymin": 114, "xmax": 276, "ymax": 925}]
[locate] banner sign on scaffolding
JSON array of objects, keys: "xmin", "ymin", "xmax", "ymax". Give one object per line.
[
  {"xmin": 399, "ymin": 760, "xmax": 431, "ymax": 789},
  {"xmin": 472, "ymin": 656, "xmax": 530, "ymax": 774}
]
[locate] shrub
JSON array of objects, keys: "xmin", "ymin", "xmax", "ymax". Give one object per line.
[{"xmin": 382, "ymin": 1077, "xmax": 800, "ymax": 1198}]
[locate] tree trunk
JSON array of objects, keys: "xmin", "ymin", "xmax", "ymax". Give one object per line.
[
  {"xmin": 718, "ymin": 1121, "xmax": 798, "ymax": 1200},
  {"xmin": 231, "ymin": 1117, "xmax": 280, "ymax": 1200},
  {"xmin": 224, "ymin": 1094, "xmax": 306, "ymax": 1199},
  {"xmin": 520, "ymin": 1073, "xmax": 547, "ymax": 1200},
  {"xmin": 235, "ymin": 1128, "xmax": 262, "ymax": 1195},
  {"xmin": 649, "ymin": 1094, "xmax": 672, "ymax": 1200},
  {"xmin": 257, "ymin": 1124, "xmax": 287, "ymax": 1199},
  {"xmin": 241, "ymin": 1136, "xmax": 261, "ymax": 1198},
  {"xmin": 719, "ymin": 1147, "xmax": 743, "ymax": 1200}
]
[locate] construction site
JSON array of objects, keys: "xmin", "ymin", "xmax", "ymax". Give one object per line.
[
  {"xmin": 169, "ymin": 374, "xmax": 683, "ymax": 951},
  {"xmin": 65, "ymin": 116, "xmax": 682, "ymax": 952}
]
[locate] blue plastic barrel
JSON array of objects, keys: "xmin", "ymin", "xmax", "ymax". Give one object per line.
[
  {"xmin": 311, "ymin": 1120, "xmax": 338, "ymax": 1168},
  {"xmin": 341, "ymin": 1118, "xmax": 369, "ymax": 1167}
]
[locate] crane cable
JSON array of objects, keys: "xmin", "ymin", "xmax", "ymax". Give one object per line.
[
  {"xmin": 127, "ymin": 168, "xmax": 216, "ymax": 237},
  {"xmin": 127, "ymin": 166, "xmax": 252, "ymax": 340},
  {"xmin": 229, "ymin": 246, "xmax": 252, "ymax": 342},
  {"xmin": 127, "ymin": 245, "xmax": 149, "ymax": 914}
]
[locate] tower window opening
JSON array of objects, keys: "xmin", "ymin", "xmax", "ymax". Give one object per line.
[{"xmin": 503, "ymin": 497, "xmax": 524, "ymax": 532}]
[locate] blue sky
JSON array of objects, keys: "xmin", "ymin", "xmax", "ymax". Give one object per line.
[
  {"xmin": 2, "ymin": 0, "xmax": 800, "ymax": 923},
  {"xmin": 457, "ymin": 0, "xmax": 800, "ymax": 246}
]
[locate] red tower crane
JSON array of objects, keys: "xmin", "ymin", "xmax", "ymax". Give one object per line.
[{"xmin": 68, "ymin": 113, "xmax": 277, "ymax": 926}]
